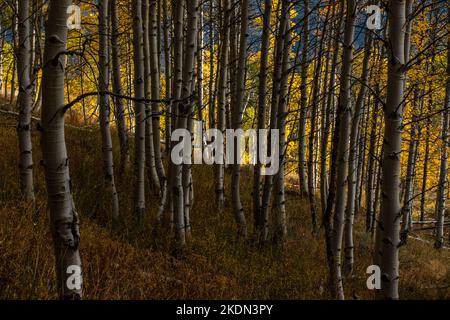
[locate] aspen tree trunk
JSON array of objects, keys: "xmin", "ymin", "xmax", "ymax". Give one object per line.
[
  {"xmin": 172, "ymin": 0, "xmax": 198, "ymax": 245},
  {"xmin": 366, "ymin": 94, "xmax": 380, "ymax": 232},
  {"xmin": 110, "ymin": 0, "xmax": 129, "ymax": 175},
  {"xmin": 214, "ymin": 0, "xmax": 229, "ymax": 210},
  {"xmin": 132, "ymin": 0, "xmax": 147, "ymax": 219},
  {"xmin": 260, "ymin": 0, "xmax": 289, "ymax": 242},
  {"xmin": 307, "ymin": 6, "xmax": 330, "ymax": 232},
  {"xmin": 41, "ymin": 0, "xmax": 82, "ymax": 299},
  {"xmin": 273, "ymin": 5, "xmax": 291, "ymax": 242},
  {"xmin": 197, "ymin": 7, "xmax": 204, "ymax": 127},
  {"xmin": 162, "ymin": 0, "xmax": 172, "ymax": 151},
  {"xmin": 10, "ymin": 2, "xmax": 18, "ymax": 104},
  {"xmin": 380, "ymin": 0, "xmax": 408, "ymax": 300},
  {"xmin": 322, "ymin": 2, "xmax": 344, "ymax": 217},
  {"xmin": 254, "ymin": 0, "xmax": 272, "ymax": 235},
  {"xmin": 399, "ymin": 0, "xmax": 415, "ymax": 241},
  {"xmin": 143, "ymin": 0, "xmax": 160, "ymax": 192},
  {"xmin": 17, "ymin": 0, "xmax": 35, "ymax": 201},
  {"xmin": 231, "ymin": 0, "xmax": 249, "ymax": 239},
  {"xmin": 319, "ymin": 12, "xmax": 334, "ymax": 218},
  {"xmin": 98, "ymin": 0, "xmax": 120, "ymax": 221},
  {"xmin": 165, "ymin": 0, "xmax": 184, "ymax": 228},
  {"xmin": 400, "ymin": 113, "xmax": 417, "ymax": 243},
  {"xmin": 420, "ymin": 112, "xmax": 430, "ymax": 221},
  {"xmin": 208, "ymin": 0, "xmax": 216, "ymax": 129},
  {"xmin": 298, "ymin": 0, "xmax": 310, "ymax": 199},
  {"xmin": 149, "ymin": 0, "xmax": 167, "ymax": 196},
  {"xmin": 330, "ymin": 0, "xmax": 356, "ymax": 300},
  {"xmin": 436, "ymin": 14, "xmax": 450, "ymax": 248},
  {"xmin": 343, "ymin": 27, "xmax": 373, "ymax": 277},
  {"xmin": 0, "ymin": 22, "xmax": 3, "ymax": 93}
]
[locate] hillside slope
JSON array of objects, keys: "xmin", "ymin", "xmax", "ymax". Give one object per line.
[{"xmin": 1, "ymin": 109, "xmax": 450, "ymax": 299}]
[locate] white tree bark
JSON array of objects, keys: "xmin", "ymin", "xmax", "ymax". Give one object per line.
[
  {"xmin": 331, "ymin": 0, "xmax": 356, "ymax": 300},
  {"xmin": 132, "ymin": 0, "xmax": 147, "ymax": 219},
  {"xmin": 380, "ymin": 0, "xmax": 408, "ymax": 300},
  {"xmin": 110, "ymin": 0, "xmax": 129, "ymax": 174},
  {"xmin": 17, "ymin": 0, "xmax": 35, "ymax": 201},
  {"xmin": 343, "ymin": 25, "xmax": 373, "ymax": 277},
  {"xmin": 231, "ymin": 0, "xmax": 249, "ymax": 239},
  {"xmin": 98, "ymin": 0, "xmax": 120, "ymax": 221},
  {"xmin": 41, "ymin": 0, "xmax": 82, "ymax": 299},
  {"xmin": 214, "ymin": 0, "xmax": 230, "ymax": 210},
  {"xmin": 435, "ymin": 12, "xmax": 450, "ymax": 248}
]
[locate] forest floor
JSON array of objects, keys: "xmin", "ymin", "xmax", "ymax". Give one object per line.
[{"xmin": 1, "ymin": 105, "xmax": 450, "ymax": 299}]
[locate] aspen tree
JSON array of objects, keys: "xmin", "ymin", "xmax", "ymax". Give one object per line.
[
  {"xmin": 231, "ymin": 0, "xmax": 249, "ymax": 239},
  {"xmin": 254, "ymin": 0, "xmax": 272, "ymax": 235},
  {"xmin": 380, "ymin": 0, "xmax": 408, "ymax": 299},
  {"xmin": 17, "ymin": 0, "xmax": 35, "ymax": 201},
  {"xmin": 132, "ymin": 0, "xmax": 147, "ymax": 219},
  {"xmin": 40, "ymin": 0, "xmax": 82, "ymax": 299},
  {"xmin": 98, "ymin": 0, "xmax": 120, "ymax": 220},
  {"xmin": 344, "ymin": 21, "xmax": 374, "ymax": 277},
  {"xmin": 435, "ymin": 9, "xmax": 450, "ymax": 248},
  {"xmin": 110, "ymin": 0, "xmax": 129, "ymax": 174},
  {"xmin": 214, "ymin": 0, "xmax": 230, "ymax": 210},
  {"xmin": 330, "ymin": 0, "xmax": 356, "ymax": 300}
]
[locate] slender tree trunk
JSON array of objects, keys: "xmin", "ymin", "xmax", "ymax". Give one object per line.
[
  {"xmin": 253, "ymin": 0, "xmax": 272, "ymax": 236},
  {"xmin": 230, "ymin": 0, "xmax": 249, "ymax": 239},
  {"xmin": 162, "ymin": 0, "xmax": 172, "ymax": 152},
  {"xmin": 380, "ymin": 0, "xmax": 408, "ymax": 300},
  {"xmin": 366, "ymin": 93, "xmax": 380, "ymax": 232},
  {"xmin": 143, "ymin": 0, "xmax": 160, "ymax": 193},
  {"xmin": 150, "ymin": 0, "xmax": 167, "ymax": 196},
  {"xmin": 343, "ymin": 26, "xmax": 373, "ymax": 277},
  {"xmin": 330, "ymin": 0, "xmax": 356, "ymax": 300},
  {"xmin": 171, "ymin": 0, "xmax": 198, "ymax": 245},
  {"xmin": 298, "ymin": 0, "xmax": 310, "ymax": 199},
  {"xmin": 273, "ymin": 4, "xmax": 291, "ymax": 243},
  {"xmin": 208, "ymin": 0, "xmax": 216, "ymax": 129},
  {"xmin": 41, "ymin": 0, "xmax": 82, "ymax": 299},
  {"xmin": 110, "ymin": 0, "xmax": 129, "ymax": 175},
  {"xmin": 214, "ymin": 0, "xmax": 229, "ymax": 210},
  {"xmin": 260, "ymin": 0, "xmax": 289, "ymax": 242},
  {"xmin": 17, "ymin": 0, "xmax": 35, "ymax": 201},
  {"xmin": 436, "ymin": 14, "xmax": 450, "ymax": 248},
  {"xmin": 98, "ymin": 0, "xmax": 120, "ymax": 221},
  {"xmin": 133, "ymin": 0, "xmax": 147, "ymax": 220}
]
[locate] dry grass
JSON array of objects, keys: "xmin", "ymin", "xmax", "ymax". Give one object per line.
[{"xmin": 1, "ymin": 110, "xmax": 450, "ymax": 300}]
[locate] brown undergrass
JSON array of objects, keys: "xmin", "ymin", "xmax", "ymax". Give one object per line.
[{"xmin": 1, "ymin": 109, "xmax": 450, "ymax": 300}]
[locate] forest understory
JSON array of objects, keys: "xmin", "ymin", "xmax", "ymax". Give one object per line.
[{"xmin": 1, "ymin": 106, "xmax": 450, "ymax": 300}]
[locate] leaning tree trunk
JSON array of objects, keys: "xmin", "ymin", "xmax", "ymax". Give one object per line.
[
  {"xmin": 41, "ymin": 0, "xmax": 82, "ymax": 299},
  {"xmin": 17, "ymin": 0, "xmax": 35, "ymax": 201},
  {"xmin": 436, "ymin": 13, "xmax": 450, "ymax": 248},
  {"xmin": 110, "ymin": 0, "xmax": 129, "ymax": 175},
  {"xmin": 98, "ymin": 0, "xmax": 120, "ymax": 221},
  {"xmin": 380, "ymin": 0, "xmax": 408, "ymax": 300},
  {"xmin": 330, "ymin": 0, "xmax": 356, "ymax": 300},
  {"xmin": 132, "ymin": 0, "xmax": 147, "ymax": 220}
]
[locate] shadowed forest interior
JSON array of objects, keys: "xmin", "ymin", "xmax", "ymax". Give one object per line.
[{"xmin": 0, "ymin": 0, "xmax": 449, "ymax": 300}]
